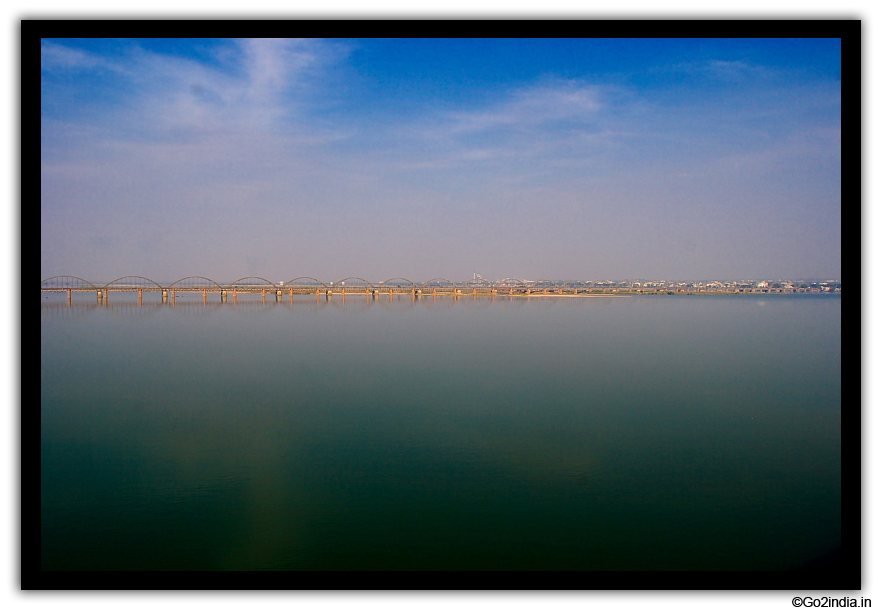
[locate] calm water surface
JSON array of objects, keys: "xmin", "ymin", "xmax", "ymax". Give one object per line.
[{"xmin": 41, "ymin": 293, "xmax": 841, "ymax": 570}]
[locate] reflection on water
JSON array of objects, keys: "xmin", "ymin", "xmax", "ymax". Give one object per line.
[{"xmin": 41, "ymin": 293, "xmax": 841, "ymax": 570}]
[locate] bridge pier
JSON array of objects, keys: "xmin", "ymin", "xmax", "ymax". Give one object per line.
[
  {"xmin": 68, "ymin": 289, "xmax": 72, "ymax": 305},
  {"xmin": 139, "ymin": 289, "xmax": 143, "ymax": 305},
  {"xmin": 262, "ymin": 290, "xmax": 266, "ymax": 304},
  {"xmin": 203, "ymin": 289, "xmax": 207, "ymax": 304},
  {"xmin": 234, "ymin": 290, "xmax": 237, "ymax": 304},
  {"xmin": 172, "ymin": 290, "xmax": 175, "ymax": 305}
]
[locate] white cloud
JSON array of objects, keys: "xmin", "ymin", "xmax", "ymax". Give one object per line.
[
  {"xmin": 42, "ymin": 39, "xmax": 347, "ymax": 142},
  {"xmin": 447, "ymin": 80, "xmax": 605, "ymax": 133},
  {"xmin": 374, "ymin": 80, "xmax": 622, "ymax": 178},
  {"xmin": 41, "ymin": 40, "xmax": 124, "ymax": 72}
]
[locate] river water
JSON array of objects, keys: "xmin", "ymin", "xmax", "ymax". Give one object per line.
[{"xmin": 41, "ymin": 292, "xmax": 841, "ymax": 571}]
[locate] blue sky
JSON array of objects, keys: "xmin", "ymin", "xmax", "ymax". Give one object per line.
[{"xmin": 40, "ymin": 38, "xmax": 841, "ymax": 283}]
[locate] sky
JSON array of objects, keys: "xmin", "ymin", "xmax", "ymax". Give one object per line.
[{"xmin": 41, "ymin": 38, "xmax": 841, "ymax": 284}]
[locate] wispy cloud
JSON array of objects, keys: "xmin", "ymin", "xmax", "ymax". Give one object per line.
[
  {"xmin": 379, "ymin": 80, "xmax": 625, "ymax": 177},
  {"xmin": 658, "ymin": 58, "xmax": 776, "ymax": 82},
  {"xmin": 41, "ymin": 40, "xmax": 124, "ymax": 72},
  {"xmin": 42, "ymin": 43, "xmax": 622, "ymax": 183},
  {"xmin": 447, "ymin": 80, "xmax": 604, "ymax": 133},
  {"xmin": 43, "ymin": 38, "xmax": 348, "ymax": 141}
]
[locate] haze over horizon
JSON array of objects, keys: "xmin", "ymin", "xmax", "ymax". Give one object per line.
[{"xmin": 41, "ymin": 38, "xmax": 841, "ymax": 282}]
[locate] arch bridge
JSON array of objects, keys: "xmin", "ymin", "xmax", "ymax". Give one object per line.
[{"xmin": 42, "ymin": 275, "xmax": 613, "ymax": 301}]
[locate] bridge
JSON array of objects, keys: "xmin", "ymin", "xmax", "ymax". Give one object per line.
[{"xmin": 40, "ymin": 275, "xmax": 641, "ymax": 305}]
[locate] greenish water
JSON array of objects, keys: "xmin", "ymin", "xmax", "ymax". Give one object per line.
[{"xmin": 41, "ymin": 293, "xmax": 840, "ymax": 571}]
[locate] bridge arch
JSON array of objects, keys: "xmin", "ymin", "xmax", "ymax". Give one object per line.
[
  {"xmin": 495, "ymin": 278, "xmax": 529, "ymax": 295},
  {"xmin": 378, "ymin": 277, "xmax": 418, "ymax": 288},
  {"xmin": 167, "ymin": 276, "xmax": 224, "ymax": 290},
  {"xmin": 102, "ymin": 276, "xmax": 164, "ymax": 290},
  {"xmin": 331, "ymin": 277, "xmax": 376, "ymax": 291},
  {"xmin": 421, "ymin": 278, "xmax": 457, "ymax": 289},
  {"xmin": 41, "ymin": 276, "xmax": 99, "ymax": 290},
  {"xmin": 282, "ymin": 277, "xmax": 330, "ymax": 290},
  {"xmin": 458, "ymin": 277, "xmax": 494, "ymax": 289},
  {"xmin": 228, "ymin": 277, "xmax": 277, "ymax": 289},
  {"xmin": 496, "ymin": 278, "xmax": 528, "ymax": 287}
]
